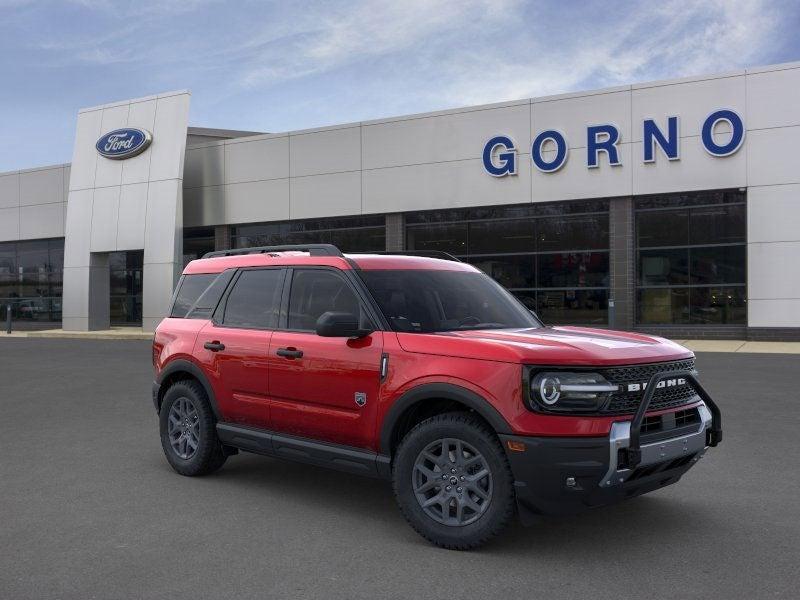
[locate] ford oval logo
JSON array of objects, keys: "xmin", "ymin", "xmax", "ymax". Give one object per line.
[{"xmin": 95, "ymin": 128, "xmax": 152, "ymax": 160}]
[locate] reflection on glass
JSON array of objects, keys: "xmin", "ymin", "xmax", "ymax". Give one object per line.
[
  {"xmin": 406, "ymin": 202, "xmax": 611, "ymax": 327},
  {"xmin": 635, "ymin": 191, "xmax": 746, "ymax": 325},
  {"xmin": 0, "ymin": 238, "xmax": 64, "ymax": 323},
  {"xmin": 538, "ymin": 252, "xmax": 609, "ymax": 288},
  {"xmin": 533, "ymin": 289, "xmax": 608, "ymax": 325},
  {"xmin": 638, "ymin": 288, "xmax": 690, "ymax": 325},
  {"xmin": 231, "ymin": 216, "xmax": 386, "ymax": 253},
  {"xmin": 690, "ymin": 287, "xmax": 746, "ymax": 324}
]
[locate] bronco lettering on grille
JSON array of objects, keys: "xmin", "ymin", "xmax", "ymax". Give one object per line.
[{"xmin": 626, "ymin": 377, "xmax": 686, "ymax": 393}]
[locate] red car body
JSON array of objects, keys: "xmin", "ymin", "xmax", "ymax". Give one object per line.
[{"xmin": 153, "ymin": 248, "xmax": 721, "ymax": 523}]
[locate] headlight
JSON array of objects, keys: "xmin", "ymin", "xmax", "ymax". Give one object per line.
[{"xmin": 530, "ymin": 371, "xmax": 618, "ymax": 412}]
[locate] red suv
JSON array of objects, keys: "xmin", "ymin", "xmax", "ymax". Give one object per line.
[{"xmin": 152, "ymin": 244, "xmax": 721, "ymax": 549}]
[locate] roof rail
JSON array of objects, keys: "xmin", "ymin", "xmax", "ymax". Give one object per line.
[
  {"xmin": 351, "ymin": 250, "xmax": 462, "ymax": 262},
  {"xmin": 202, "ymin": 244, "xmax": 344, "ymax": 259}
]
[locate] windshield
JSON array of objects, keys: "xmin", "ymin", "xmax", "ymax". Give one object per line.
[{"xmin": 359, "ymin": 269, "xmax": 542, "ymax": 333}]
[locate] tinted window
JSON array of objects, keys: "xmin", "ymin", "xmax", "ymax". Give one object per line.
[
  {"xmin": 689, "ymin": 205, "xmax": 745, "ymax": 245},
  {"xmin": 287, "ymin": 269, "xmax": 365, "ymax": 331},
  {"xmin": 635, "ymin": 191, "xmax": 746, "ymax": 325},
  {"xmin": 690, "ymin": 246, "xmax": 746, "ymax": 285},
  {"xmin": 535, "ymin": 289, "xmax": 608, "ymax": 325},
  {"xmin": 538, "ymin": 252, "xmax": 609, "ymax": 288},
  {"xmin": 639, "ymin": 249, "xmax": 689, "ymax": 286},
  {"xmin": 468, "ymin": 220, "xmax": 534, "ymax": 254},
  {"xmin": 171, "ymin": 274, "xmax": 217, "ymax": 318},
  {"xmin": 406, "ymin": 223, "xmax": 467, "ymax": 254},
  {"xmin": 361, "ymin": 269, "xmax": 541, "ymax": 333},
  {"xmin": 222, "ymin": 269, "xmax": 283, "ymax": 328},
  {"xmin": 637, "ymin": 210, "xmax": 689, "ymax": 247},
  {"xmin": 537, "ymin": 215, "xmax": 608, "ymax": 251},
  {"xmin": 467, "ymin": 256, "xmax": 535, "ymax": 288}
]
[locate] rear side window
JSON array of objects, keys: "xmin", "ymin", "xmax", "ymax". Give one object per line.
[
  {"xmin": 222, "ymin": 269, "xmax": 284, "ymax": 329},
  {"xmin": 171, "ymin": 274, "xmax": 217, "ymax": 318}
]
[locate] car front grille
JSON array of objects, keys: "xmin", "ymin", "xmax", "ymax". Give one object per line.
[{"xmin": 601, "ymin": 359, "xmax": 700, "ymax": 415}]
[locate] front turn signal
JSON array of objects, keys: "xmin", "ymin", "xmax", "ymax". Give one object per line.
[{"xmin": 506, "ymin": 440, "xmax": 526, "ymax": 452}]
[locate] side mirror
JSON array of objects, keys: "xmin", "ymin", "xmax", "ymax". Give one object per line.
[{"xmin": 315, "ymin": 311, "xmax": 373, "ymax": 338}]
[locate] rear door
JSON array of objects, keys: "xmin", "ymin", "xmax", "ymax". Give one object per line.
[
  {"xmin": 196, "ymin": 267, "xmax": 285, "ymax": 429},
  {"xmin": 268, "ymin": 267, "xmax": 383, "ymax": 449}
]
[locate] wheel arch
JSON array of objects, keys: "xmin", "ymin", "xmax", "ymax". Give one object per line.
[
  {"xmin": 379, "ymin": 383, "xmax": 512, "ymax": 456},
  {"xmin": 156, "ymin": 359, "xmax": 221, "ymax": 419}
]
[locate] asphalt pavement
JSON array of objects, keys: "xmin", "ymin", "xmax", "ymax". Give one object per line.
[{"xmin": 0, "ymin": 338, "xmax": 798, "ymax": 599}]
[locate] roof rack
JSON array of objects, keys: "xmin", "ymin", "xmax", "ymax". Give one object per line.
[
  {"xmin": 351, "ymin": 250, "xmax": 462, "ymax": 262},
  {"xmin": 202, "ymin": 244, "xmax": 344, "ymax": 259}
]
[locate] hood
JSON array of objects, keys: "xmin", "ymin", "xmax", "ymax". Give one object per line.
[{"xmin": 396, "ymin": 326, "xmax": 693, "ymax": 366}]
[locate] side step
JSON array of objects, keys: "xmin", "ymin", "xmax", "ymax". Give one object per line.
[{"xmin": 216, "ymin": 423, "xmax": 391, "ymax": 479}]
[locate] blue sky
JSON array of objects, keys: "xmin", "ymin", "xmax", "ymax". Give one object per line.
[{"xmin": 0, "ymin": 0, "xmax": 798, "ymax": 171}]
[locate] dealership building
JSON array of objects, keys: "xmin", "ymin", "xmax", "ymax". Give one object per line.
[{"xmin": 1, "ymin": 61, "xmax": 798, "ymax": 338}]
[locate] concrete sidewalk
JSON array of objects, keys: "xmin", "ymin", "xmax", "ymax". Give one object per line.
[
  {"xmin": 0, "ymin": 327, "xmax": 153, "ymax": 340},
  {"xmin": 1, "ymin": 328, "xmax": 799, "ymax": 352},
  {"xmin": 671, "ymin": 339, "xmax": 800, "ymax": 354}
]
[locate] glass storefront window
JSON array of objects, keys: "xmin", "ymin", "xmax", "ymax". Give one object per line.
[
  {"xmin": 183, "ymin": 227, "xmax": 215, "ymax": 265},
  {"xmin": 109, "ymin": 250, "xmax": 143, "ymax": 326},
  {"xmin": 232, "ymin": 215, "xmax": 385, "ymax": 253},
  {"xmin": 538, "ymin": 252, "xmax": 609, "ymax": 288},
  {"xmin": 635, "ymin": 190, "xmax": 746, "ymax": 325},
  {"xmin": 537, "ymin": 215, "xmax": 609, "ymax": 251},
  {"xmin": 533, "ymin": 289, "xmax": 609, "ymax": 325},
  {"xmin": 467, "ymin": 256, "xmax": 535, "ymax": 289},
  {"xmin": 406, "ymin": 202, "xmax": 611, "ymax": 326},
  {"xmin": 406, "ymin": 223, "xmax": 467, "ymax": 254},
  {"xmin": 0, "ymin": 238, "xmax": 64, "ymax": 323},
  {"xmin": 639, "ymin": 249, "xmax": 689, "ymax": 286},
  {"xmin": 468, "ymin": 220, "xmax": 534, "ymax": 254}
]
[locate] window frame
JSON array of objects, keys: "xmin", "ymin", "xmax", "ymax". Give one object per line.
[{"xmin": 634, "ymin": 190, "xmax": 747, "ymax": 327}]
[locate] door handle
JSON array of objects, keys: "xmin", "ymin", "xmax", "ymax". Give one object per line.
[
  {"xmin": 204, "ymin": 341, "xmax": 225, "ymax": 352},
  {"xmin": 276, "ymin": 347, "xmax": 303, "ymax": 359}
]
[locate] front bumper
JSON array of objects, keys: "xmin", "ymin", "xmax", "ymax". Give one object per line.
[{"xmin": 502, "ymin": 401, "xmax": 718, "ymax": 523}]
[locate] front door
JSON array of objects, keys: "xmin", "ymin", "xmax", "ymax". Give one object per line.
[
  {"xmin": 268, "ymin": 268, "xmax": 383, "ymax": 449},
  {"xmin": 195, "ymin": 268, "xmax": 285, "ymax": 429}
]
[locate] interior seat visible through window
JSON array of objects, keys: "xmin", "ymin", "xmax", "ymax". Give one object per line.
[{"xmin": 287, "ymin": 269, "xmax": 365, "ymax": 331}]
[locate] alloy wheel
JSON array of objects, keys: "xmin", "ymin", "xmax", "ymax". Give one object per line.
[
  {"xmin": 412, "ymin": 437, "xmax": 493, "ymax": 526},
  {"xmin": 167, "ymin": 397, "xmax": 201, "ymax": 460}
]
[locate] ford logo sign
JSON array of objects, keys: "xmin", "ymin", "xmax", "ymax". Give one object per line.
[{"xmin": 96, "ymin": 128, "xmax": 152, "ymax": 160}]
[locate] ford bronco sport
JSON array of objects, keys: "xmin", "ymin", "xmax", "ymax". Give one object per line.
[{"xmin": 152, "ymin": 244, "xmax": 722, "ymax": 549}]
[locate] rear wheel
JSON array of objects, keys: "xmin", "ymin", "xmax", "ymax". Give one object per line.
[
  {"xmin": 159, "ymin": 380, "xmax": 227, "ymax": 476},
  {"xmin": 392, "ymin": 412, "xmax": 515, "ymax": 550}
]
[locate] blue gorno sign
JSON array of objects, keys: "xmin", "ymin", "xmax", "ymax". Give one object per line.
[{"xmin": 483, "ymin": 108, "xmax": 745, "ymax": 176}]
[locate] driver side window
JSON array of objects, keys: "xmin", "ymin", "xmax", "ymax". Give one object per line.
[{"xmin": 287, "ymin": 269, "xmax": 368, "ymax": 331}]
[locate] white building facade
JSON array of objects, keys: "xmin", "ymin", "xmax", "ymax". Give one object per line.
[{"xmin": 1, "ymin": 61, "xmax": 798, "ymax": 338}]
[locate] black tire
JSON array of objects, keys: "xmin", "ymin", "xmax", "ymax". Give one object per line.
[
  {"xmin": 159, "ymin": 380, "xmax": 227, "ymax": 476},
  {"xmin": 392, "ymin": 412, "xmax": 515, "ymax": 550}
]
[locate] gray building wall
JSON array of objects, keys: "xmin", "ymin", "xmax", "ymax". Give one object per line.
[
  {"xmin": 0, "ymin": 164, "xmax": 69, "ymax": 242},
  {"xmin": 183, "ymin": 61, "xmax": 800, "ymax": 331},
  {"xmin": 0, "ymin": 61, "xmax": 798, "ymax": 333},
  {"xmin": 62, "ymin": 91, "xmax": 190, "ymax": 331}
]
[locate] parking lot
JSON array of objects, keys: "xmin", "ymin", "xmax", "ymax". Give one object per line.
[{"xmin": 0, "ymin": 338, "xmax": 798, "ymax": 599}]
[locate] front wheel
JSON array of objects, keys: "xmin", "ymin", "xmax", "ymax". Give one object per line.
[
  {"xmin": 159, "ymin": 380, "xmax": 227, "ymax": 476},
  {"xmin": 392, "ymin": 412, "xmax": 515, "ymax": 550}
]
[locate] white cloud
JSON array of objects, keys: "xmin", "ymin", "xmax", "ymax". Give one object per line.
[
  {"xmin": 433, "ymin": 0, "xmax": 782, "ymax": 106},
  {"xmin": 235, "ymin": 0, "xmax": 522, "ymax": 88}
]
